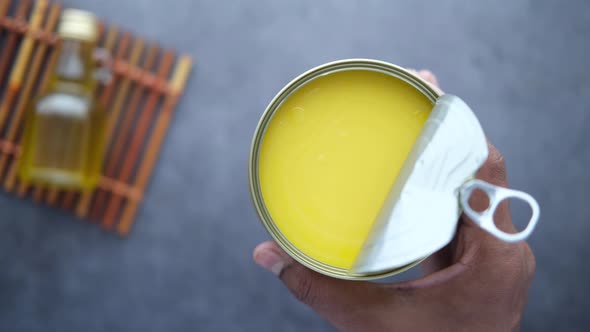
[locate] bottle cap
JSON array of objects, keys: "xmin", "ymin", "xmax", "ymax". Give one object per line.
[{"xmin": 57, "ymin": 9, "xmax": 98, "ymax": 42}]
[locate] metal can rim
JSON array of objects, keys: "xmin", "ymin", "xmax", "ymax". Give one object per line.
[{"xmin": 249, "ymin": 59, "xmax": 442, "ymax": 280}]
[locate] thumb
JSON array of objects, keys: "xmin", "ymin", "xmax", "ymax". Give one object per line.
[{"xmin": 253, "ymin": 241, "xmax": 391, "ymax": 328}]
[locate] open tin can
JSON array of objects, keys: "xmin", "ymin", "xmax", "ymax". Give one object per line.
[{"xmin": 249, "ymin": 59, "xmax": 539, "ymax": 280}]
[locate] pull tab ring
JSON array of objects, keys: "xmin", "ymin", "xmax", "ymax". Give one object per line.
[{"xmin": 460, "ymin": 179, "xmax": 540, "ymax": 242}]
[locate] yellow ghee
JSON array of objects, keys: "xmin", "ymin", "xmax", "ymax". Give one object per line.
[{"xmin": 259, "ymin": 69, "xmax": 432, "ymax": 269}]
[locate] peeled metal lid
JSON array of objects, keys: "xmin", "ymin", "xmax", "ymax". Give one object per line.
[
  {"xmin": 351, "ymin": 95, "xmax": 539, "ymax": 275},
  {"xmin": 350, "ymin": 95, "xmax": 488, "ymax": 274},
  {"xmin": 57, "ymin": 9, "xmax": 98, "ymax": 42}
]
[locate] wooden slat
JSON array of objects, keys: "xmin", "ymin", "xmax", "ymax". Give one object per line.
[
  {"xmin": 78, "ymin": 44, "xmax": 159, "ymax": 219},
  {"xmin": 0, "ymin": 0, "xmax": 44, "ymax": 187},
  {"xmin": 2, "ymin": 2, "xmax": 61, "ymax": 194},
  {"xmin": 83, "ymin": 36, "xmax": 145, "ymax": 219},
  {"xmin": 0, "ymin": 1, "xmax": 11, "ymax": 33},
  {"xmin": 0, "ymin": 0, "xmax": 31, "ymax": 92},
  {"xmin": 117, "ymin": 56, "xmax": 191, "ymax": 235},
  {"xmin": 100, "ymin": 50, "xmax": 175, "ymax": 229}
]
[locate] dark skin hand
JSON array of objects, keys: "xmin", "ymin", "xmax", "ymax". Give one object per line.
[{"xmin": 253, "ymin": 71, "xmax": 536, "ymax": 332}]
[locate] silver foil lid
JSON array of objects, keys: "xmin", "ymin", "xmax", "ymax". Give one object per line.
[{"xmin": 351, "ymin": 95, "xmax": 490, "ymax": 275}]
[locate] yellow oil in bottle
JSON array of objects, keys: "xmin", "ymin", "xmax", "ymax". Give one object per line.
[{"xmin": 18, "ymin": 9, "xmax": 106, "ymax": 190}]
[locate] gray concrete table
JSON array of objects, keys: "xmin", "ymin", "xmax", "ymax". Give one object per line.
[{"xmin": 1, "ymin": 0, "xmax": 588, "ymax": 331}]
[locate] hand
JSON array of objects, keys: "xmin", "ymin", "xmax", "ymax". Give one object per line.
[{"xmin": 253, "ymin": 71, "xmax": 536, "ymax": 332}]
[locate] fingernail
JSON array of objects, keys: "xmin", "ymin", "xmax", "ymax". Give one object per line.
[{"xmin": 254, "ymin": 248, "xmax": 286, "ymax": 276}]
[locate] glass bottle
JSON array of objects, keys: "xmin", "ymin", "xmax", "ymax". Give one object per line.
[{"xmin": 19, "ymin": 9, "xmax": 106, "ymax": 190}]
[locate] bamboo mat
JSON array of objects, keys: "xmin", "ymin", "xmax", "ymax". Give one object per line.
[{"xmin": 0, "ymin": 0, "xmax": 192, "ymax": 235}]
